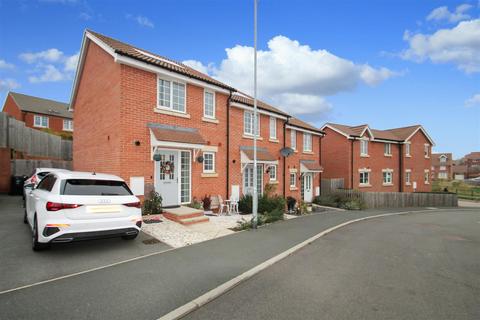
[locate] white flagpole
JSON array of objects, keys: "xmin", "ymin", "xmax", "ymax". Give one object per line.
[{"xmin": 252, "ymin": 0, "xmax": 258, "ymax": 229}]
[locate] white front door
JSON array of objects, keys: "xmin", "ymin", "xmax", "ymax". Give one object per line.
[
  {"xmin": 243, "ymin": 164, "xmax": 263, "ymax": 196},
  {"xmin": 303, "ymin": 173, "xmax": 313, "ymax": 202},
  {"xmin": 155, "ymin": 150, "xmax": 179, "ymax": 207}
]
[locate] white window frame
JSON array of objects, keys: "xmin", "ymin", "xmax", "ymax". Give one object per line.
[
  {"xmin": 202, "ymin": 152, "xmax": 215, "ymax": 173},
  {"xmin": 63, "ymin": 119, "xmax": 73, "ymax": 131},
  {"xmin": 303, "ymin": 133, "xmax": 312, "ymax": 152},
  {"xmin": 405, "ymin": 142, "xmax": 411, "ymax": 157},
  {"xmin": 203, "ymin": 90, "xmax": 215, "ymax": 119},
  {"xmin": 359, "ymin": 169, "xmax": 371, "ymax": 186},
  {"xmin": 360, "ymin": 139, "xmax": 369, "ymax": 156},
  {"xmin": 424, "ymin": 170, "xmax": 430, "ymax": 184},
  {"xmin": 269, "ymin": 165, "xmax": 277, "ymax": 181},
  {"xmin": 384, "ymin": 143, "xmax": 392, "ymax": 156},
  {"xmin": 438, "ymin": 172, "xmax": 448, "ymax": 179},
  {"xmin": 157, "ymin": 76, "xmax": 186, "ymax": 113},
  {"xmin": 290, "ymin": 172, "xmax": 297, "ymax": 187},
  {"xmin": 243, "ymin": 111, "xmax": 260, "ymax": 136},
  {"xmin": 424, "ymin": 144, "xmax": 430, "ymax": 158},
  {"xmin": 290, "ymin": 129, "xmax": 297, "ymax": 150},
  {"xmin": 405, "ymin": 170, "xmax": 411, "ymax": 185},
  {"xmin": 382, "ymin": 169, "xmax": 393, "ymax": 185},
  {"xmin": 269, "ymin": 117, "xmax": 277, "ymax": 140},
  {"xmin": 439, "ymin": 155, "xmax": 447, "ymax": 163},
  {"xmin": 34, "ymin": 115, "xmax": 49, "ymax": 128}
]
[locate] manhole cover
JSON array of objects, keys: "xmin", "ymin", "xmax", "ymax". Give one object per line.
[{"xmin": 142, "ymin": 238, "xmax": 161, "ymax": 245}]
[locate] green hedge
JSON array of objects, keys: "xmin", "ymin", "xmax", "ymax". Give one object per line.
[{"xmin": 238, "ymin": 194, "xmax": 286, "ymax": 214}]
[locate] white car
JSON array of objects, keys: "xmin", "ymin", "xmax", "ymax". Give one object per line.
[
  {"xmin": 23, "ymin": 168, "xmax": 70, "ymax": 200},
  {"xmin": 24, "ymin": 171, "xmax": 142, "ymax": 251}
]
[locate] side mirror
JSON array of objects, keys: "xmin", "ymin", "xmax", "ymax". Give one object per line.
[{"xmin": 25, "ymin": 183, "xmax": 35, "ymax": 190}]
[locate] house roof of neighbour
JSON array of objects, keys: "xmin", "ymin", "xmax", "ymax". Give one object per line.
[
  {"xmin": 231, "ymin": 92, "xmax": 289, "ymax": 117},
  {"xmin": 288, "ymin": 117, "xmax": 325, "ymax": 134},
  {"xmin": 322, "ymin": 122, "xmax": 434, "ymax": 144},
  {"xmin": 464, "ymin": 152, "xmax": 480, "ymax": 160},
  {"xmin": 452, "ymin": 164, "xmax": 467, "ymax": 174},
  {"xmin": 300, "ymin": 160, "xmax": 324, "ymax": 172},
  {"xmin": 8, "ymin": 92, "xmax": 72, "ymax": 119},
  {"xmin": 148, "ymin": 123, "xmax": 206, "ymax": 145},
  {"xmin": 240, "ymin": 146, "xmax": 277, "ymax": 162},
  {"xmin": 432, "ymin": 153, "xmax": 453, "ymax": 165},
  {"xmin": 87, "ymin": 30, "xmax": 235, "ymax": 91}
]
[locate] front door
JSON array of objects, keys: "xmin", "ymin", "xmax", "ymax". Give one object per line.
[
  {"xmin": 303, "ymin": 173, "xmax": 313, "ymax": 202},
  {"xmin": 155, "ymin": 150, "xmax": 179, "ymax": 207},
  {"xmin": 243, "ymin": 164, "xmax": 263, "ymax": 196}
]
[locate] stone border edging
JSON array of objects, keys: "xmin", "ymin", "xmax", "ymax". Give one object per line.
[{"xmin": 157, "ymin": 209, "xmax": 437, "ymax": 320}]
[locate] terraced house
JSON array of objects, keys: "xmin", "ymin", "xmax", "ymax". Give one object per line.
[
  {"xmin": 70, "ymin": 30, "xmax": 324, "ymax": 207},
  {"xmin": 320, "ymin": 123, "xmax": 434, "ymax": 192}
]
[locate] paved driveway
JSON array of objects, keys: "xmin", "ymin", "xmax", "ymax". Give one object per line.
[
  {"xmin": 185, "ymin": 210, "xmax": 480, "ymax": 320},
  {"xmin": 0, "ymin": 195, "xmax": 171, "ymax": 292}
]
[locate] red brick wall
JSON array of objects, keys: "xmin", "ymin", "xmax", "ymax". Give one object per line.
[
  {"xmin": 403, "ymin": 130, "xmax": 432, "ymax": 192},
  {"xmin": 320, "ymin": 127, "xmax": 352, "ymax": 188},
  {"xmin": 0, "ymin": 148, "xmax": 11, "ymax": 193},
  {"xmin": 73, "ymin": 41, "xmax": 122, "ymax": 176},
  {"xmin": 2, "ymin": 95, "xmax": 22, "ymax": 121}
]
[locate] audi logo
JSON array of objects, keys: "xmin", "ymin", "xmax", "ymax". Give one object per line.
[{"xmin": 98, "ymin": 199, "xmax": 111, "ymax": 204}]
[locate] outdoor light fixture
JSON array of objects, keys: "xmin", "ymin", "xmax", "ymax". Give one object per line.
[{"xmin": 197, "ymin": 156, "xmax": 204, "ymax": 163}]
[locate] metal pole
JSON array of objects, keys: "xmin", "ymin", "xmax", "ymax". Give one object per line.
[{"xmin": 252, "ymin": 0, "xmax": 258, "ymax": 229}]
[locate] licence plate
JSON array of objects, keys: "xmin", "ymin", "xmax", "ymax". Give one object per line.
[{"xmin": 87, "ymin": 205, "xmax": 121, "ymax": 213}]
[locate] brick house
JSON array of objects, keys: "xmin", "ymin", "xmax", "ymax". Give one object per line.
[
  {"xmin": 320, "ymin": 123, "xmax": 434, "ymax": 192},
  {"xmin": 2, "ymin": 92, "xmax": 73, "ymax": 134},
  {"xmin": 431, "ymin": 153, "xmax": 452, "ymax": 180},
  {"xmin": 464, "ymin": 152, "xmax": 480, "ymax": 179},
  {"xmin": 70, "ymin": 30, "xmax": 324, "ymax": 207}
]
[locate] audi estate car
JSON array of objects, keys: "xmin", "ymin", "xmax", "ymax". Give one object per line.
[{"xmin": 24, "ymin": 171, "xmax": 142, "ymax": 250}]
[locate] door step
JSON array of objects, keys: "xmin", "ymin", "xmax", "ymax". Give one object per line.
[{"xmin": 163, "ymin": 206, "xmax": 209, "ymax": 225}]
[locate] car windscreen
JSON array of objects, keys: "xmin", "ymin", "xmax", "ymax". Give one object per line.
[{"xmin": 61, "ymin": 179, "xmax": 133, "ymax": 196}]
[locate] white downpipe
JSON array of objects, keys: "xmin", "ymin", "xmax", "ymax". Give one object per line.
[{"xmin": 252, "ymin": 0, "xmax": 258, "ymax": 228}]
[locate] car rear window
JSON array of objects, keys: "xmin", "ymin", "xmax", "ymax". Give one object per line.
[
  {"xmin": 61, "ymin": 179, "xmax": 133, "ymax": 196},
  {"xmin": 38, "ymin": 171, "xmax": 50, "ymax": 178}
]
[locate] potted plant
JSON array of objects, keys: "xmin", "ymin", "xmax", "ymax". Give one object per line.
[{"xmin": 202, "ymin": 194, "xmax": 212, "ymax": 214}]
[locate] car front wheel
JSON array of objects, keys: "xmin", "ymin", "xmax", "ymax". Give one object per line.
[{"xmin": 32, "ymin": 216, "xmax": 49, "ymax": 251}]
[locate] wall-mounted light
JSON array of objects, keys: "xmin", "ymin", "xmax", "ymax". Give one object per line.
[{"xmin": 134, "ymin": 140, "xmax": 141, "ymax": 146}]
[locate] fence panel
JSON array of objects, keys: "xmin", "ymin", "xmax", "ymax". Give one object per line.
[
  {"xmin": 11, "ymin": 159, "xmax": 73, "ymax": 176},
  {"xmin": 321, "ymin": 178, "xmax": 344, "ymax": 195}
]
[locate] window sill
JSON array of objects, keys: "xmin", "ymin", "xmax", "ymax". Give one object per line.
[
  {"xmin": 202, "ymin": 117, "xmax": 219, "ymax": 124},
  {"xmin": 154, "ymin": 107, "xmax": 190, "ymax": 118},
  {"xmin": 425, "ymin": 156, "xmax": 430, "ymax": 159},
  {"xmin": 289, "ymin": 186, "xmax": 298, "ymax": 191},
  {"xmin": 289, "ymin": 168, "xmax": 298, "ymax": 173},
  {"xmin": 302, "ymin": 151, "xmax": 314, "ymax": 155},
  {"xmin": 201, "ymin": 172, "xmax": 218, "ymax": 178},
  {"xmin": 405, "ymin": 155, "xmax": 411, "ymax": 158},
  {"xmin": 384, "ymin": 154, "xmax": 392, "ymax": 157},
  {"xmin": 242, "ymin": 134, "xmax": 263, "ymax": 141},
  {"xmin": 359, "ymin": 184, "xmax": 372, "ymax": 188},
  {"xmin": 269, "ymin": 138, "xmax": 279, "ymax": 143},
  {"xmin": 268, "ymin": 180, "xmax": 279, "ymax": 184},
  {"xmin": 34, "ymin": 125, "xmax": 48, "ymax": 129},
  {"xmin": 360, "ymin": 154, "xmax": 370, "ymax": 158},
  {"xmin": 382, "ymin": 183, "xmax": 394, "ymax": 186},
  {"xmin": 405, "ymin": 182, "xmax": 411, "ymax": 186},
  {"xmin": 424, "ymin": 182, "xmax": 430, "ymax": 185}
]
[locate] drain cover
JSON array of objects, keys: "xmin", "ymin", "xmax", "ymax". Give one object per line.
[{"xmin": 142, "ymin": 238, "xmax": 161, "ymax": 245}]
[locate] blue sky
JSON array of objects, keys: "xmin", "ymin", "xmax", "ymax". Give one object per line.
[{"xmin": 0, "ymin": 0, "xmax": 479, "ymax": 158}]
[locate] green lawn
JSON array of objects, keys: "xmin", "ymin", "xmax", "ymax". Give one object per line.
[{"xmin": 432, "ymin": 180, "xmax": 480, "ymax": 201}]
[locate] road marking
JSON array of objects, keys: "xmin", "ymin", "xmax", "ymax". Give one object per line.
[
  {"xmin": 157, "ymin": 208, "xmax": 477, "ymax": 320},
  {"xmin": 0, "ymin": 246, "xmax": 176, "ymax": 296}
]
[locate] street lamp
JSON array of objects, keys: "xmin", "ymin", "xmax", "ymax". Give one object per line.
[{"xmin": 252, "ymin": 0, "xmax": 258, "ymax": 229}]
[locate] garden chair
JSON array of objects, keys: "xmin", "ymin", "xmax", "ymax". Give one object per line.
[
  {"xmin": 217, "ymin": 195, "xmax": 230, "ymax": 215},
  {"xmin": 229, "ymin": 185, "xmax": 240, "ymax": 214}
]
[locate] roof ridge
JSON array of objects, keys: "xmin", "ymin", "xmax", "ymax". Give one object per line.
[{"xmin": 10, "ymin": 91, "xmax": 68, "ymax": 105}]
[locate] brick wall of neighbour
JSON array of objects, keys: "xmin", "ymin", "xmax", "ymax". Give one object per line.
[
  {"xmin": 402, "ymin": 130, "xmax": 432, "ymax": 192},
  {"xmin": 2, "ymin": 95, "xmax": 22, "ymax": 121},
  {"xmin": 23, "ymin": 112, "xmax": 72, "ymax": 134},
  {"xmin": 119, "ymin": 64, "xmax": 229, "ymax": 202},
  {"xmin": 0, "ymin": 148, "xmax": 11, "ymax": 193},
  {"xmin": 73, "ymin": 41, "xmax": 122, "ymax": 176},
  {"xmin": 320, "ymin": 127, "xmax": 352, "ymax": 188}
]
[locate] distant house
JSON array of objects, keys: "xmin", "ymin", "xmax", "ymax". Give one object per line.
[
  {"xmin": 464, "ymin": 152, "xmax": 480, "ymax": 179},
  {"xmin": 320, "ymin": 123, "xmax": 434, "ymax": 192},
  {"xmin": 431, "ymin": 153, "xmax": 452, "ymax": 180},
  {"xmin": 2, "ymin": 92, "xmax": 73, "ymax": 134},
  {"xmin": 452, "ymin": 163, "xmax": 467, "ymax": 180}
]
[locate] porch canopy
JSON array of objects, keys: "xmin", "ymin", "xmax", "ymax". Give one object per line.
[
  {"xmin": 148, "ymin": 123, "xmax": 206, "ymax": 150},
  {"xmin": 300, "ymin": 160, "xmax": 323, "ymax": 173},
  {"xmin": 240, "ymin": 146, "xmax": 278, "ymax": 171}
]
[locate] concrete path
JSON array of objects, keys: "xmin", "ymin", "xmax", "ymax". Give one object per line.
[
  {"xmin": 0, "ymin": 205, "xmax": 467, "ymax": 319},
  {"xmin": 185, "ymin": 209, "xmax": 480, "ymax": 320}
]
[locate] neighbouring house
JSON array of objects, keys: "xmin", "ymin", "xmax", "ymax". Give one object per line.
[
  {"xmin": 452, "ymin": 163, "xmax": 467, "ymax": 180},
  {"xmin": 463, "ymin": 152, "xmax": 480, "ymax": 179},
  {"xmin": 70, "ymin": 30, "xmax": 324, "ymax": 207},
  {"xmin": 431, "ymin": 153, "xmax": 453, "ymax": 180},
  {"xmin": 320, "ymin": 123, "xmax": 434, "ymax": 192},
  {"xmin": 2, "ymin": 92, "xmax": 73, "ymax": 135}
]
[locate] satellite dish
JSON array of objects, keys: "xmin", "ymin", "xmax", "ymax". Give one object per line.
[
  {"xmin": 280, "ymin": 147, "xmax": 294, "ymax": 157},
  {"xmin": 153, "ymin": 154, "xmax": 161, "ymax": 161}
]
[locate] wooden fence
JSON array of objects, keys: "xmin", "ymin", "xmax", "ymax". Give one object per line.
[
  {"xmin": 0, "ymin": 112, "xmax": 72, "ymax": 160},
  {"xmin": 321, "ymin": 178, "xmax": 344, "ymax": 195},
  {"xmin": 335, "ymin": 189, "xmax": 458, "ymax": 208},
  {"xmin": 11, "ymin": 159, "xmax": 73, "ymax": 176}
]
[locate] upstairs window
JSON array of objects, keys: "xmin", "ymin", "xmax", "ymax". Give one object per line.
[
  {"xmin": 440, "ymin": 155, "xmax": 447, "ymax": 163},
  {"xmin": 34, "ymin": 115, "xmax": 49, "ymax": 128},
  {"xmin": 360, "ymin": 139, "xmax": 368, "ymax": 156},
  {"xmin": 63, "ymin": 119, "xmax": 73, "ymax": 131},
  {"xmin": 290, "ymin": 130, "xmax": 297, "ymax": 150},
  {"xmin": 303, "ymin": 133, "xmax": 312, "ymax": 152},
  {"xmin": 269, "ymin": 117, "xmax": 277, "ymax": 140},
  {"xmin": 290, "ymin": 172, "xmax": 296, "ymax": 187},
  {"xmin": 384, "ymin": 143, "xmax": 392, "ymax": 156},
  {"xmin": 424, "ymin": 144, "xmax": 430, "ymax": 158},
  {"xmin": 244, "ymin": 111, "xmax": 260, "ymax": 136},
  {"xmin": 158, "ymin": 78, "xmax": 186, "ymax": 112},
  {"xmin": 204, "ymin": 90, "xmax": 215, "ymax": 118},
  {"xmin": 405, "ymin": 143, "xmax": 411, "ymax": 157},
  {"xmin": 424, "ymin": 170, "xmax": 430, "ymax": 184}
]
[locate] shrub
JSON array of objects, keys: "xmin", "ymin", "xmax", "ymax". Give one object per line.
[
  {"xmin": 232, "ymin": 208, "xmax": 284, "ymax": 231},
  {"xmin": 202, "ymin": 194, "xmax": 212, "ymax": 211},
  {"xmin": 296, "ymin": 200, "xmax": 309, "ymax": 215},
  {"xmin": 187, "ymin": 197, "xmax": 203, "ymax": 210},
  {"xmin": 142, "ymin": 190, "xmax": 162, "ymax": 215},
  {"xmin": 238, "ymin": 194, "xmax": 285, "ymax": 214},
  {"xmin": 313, "ymin": 192, "xmax": 365, "ymax": 210},
  {"xmin": 238, "ymin": 194, "xmax": 253, "ymax": 214}
]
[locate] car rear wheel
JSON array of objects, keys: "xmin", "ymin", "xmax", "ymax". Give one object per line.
[
  {"xmin": 32, "ymin": 216, "xmax": 49, "ymax": 251},
  {"xmin": 122, "ymin": 234, "xmax": 138, "ymax": 240}
]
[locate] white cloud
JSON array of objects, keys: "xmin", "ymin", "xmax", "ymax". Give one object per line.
[
  {"xmin": 19, "ymin": 49, "xmax": 79, "ymax": 83},
  {"xmin": 426, "ymin": 4, "xmax": 472, "ymax": 23},
  {"xmin": 465, "ymin": 93, "xmax": 480, "ymax": 107},
  {"xmin": 0, "ymin": 78, "xmax": 20, "ymax": 92},
  {"xmin": 401, "ymin": 19, "xmax": 480, "ymax": 73},
  {"xmin": 126, "ymin": 14, "xmax": 154, "ymax": 28},
  {"xmin": 0, "ymin": 59, "xmax": 15, "ymax": 70},
  {"xmin": 79, "ymin": 12, "xmax": 92, "ymax": 20},
  {"xmin": 182, "ymin": 60, "xmax": 214, "ymax": 74},
  {"xmin": 185, "ymin": 36, "xmax": 397, "ymax": 116},
  {"xmin": 19, "ymin": 48, "xmax": 64, "ymax": 64}
]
